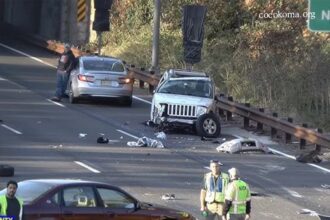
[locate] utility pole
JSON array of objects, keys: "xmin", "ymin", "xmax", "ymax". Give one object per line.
[{"xmin": 151, "ymin": 0, "xmax": 161, "ymax": 74}]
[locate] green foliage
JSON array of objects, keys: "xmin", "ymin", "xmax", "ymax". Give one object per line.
[{"xmin": 95, "ymin": 0, "xmax": 330, "ymax": 130}]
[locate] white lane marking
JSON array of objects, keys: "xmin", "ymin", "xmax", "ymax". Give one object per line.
[
  {"xmin": 74, "ymin": 161, "xmax": 101, "ymax": 173},
  {"xmin": 233, "ymin": 135, "xmax": 330, "ymax": 174},
  {"xmin": 47, "ymin": 99, "xmax": 66, "ymax": 108},
  {"xmin": 1, "ymin": 124, "xmax": 23, "ymax": 134},
  {"xmin": 0, "ymin": 77, "xmax": 7, "ymax": 81},
  {"xmin": 133, "ymin": 95, "xmax": 152, "ymax": 104},
  {"xmin": 0, "ymin": 43, "xmax": 57, "ymax": 68},
  {"xmin": 116, "ymin": 129, "xmax": 139, "ymax": 140},
  {"xmin": 268, "ymin": 147, "xmax": 296, "ymax": 160},
  {"xmin": 308, "ymin": 164, "xmax": 330, "ymax": 173}
]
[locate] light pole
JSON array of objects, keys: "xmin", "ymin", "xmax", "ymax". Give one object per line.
[{"xmin": 151, "ymin": 0, "xmax": 161, "ymax": 74}]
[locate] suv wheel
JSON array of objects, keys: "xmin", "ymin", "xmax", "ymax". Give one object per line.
[
  {"xmin": 196, "ymin": 113, "xmax": 221, "ymax": 138},
  {"xmin": 69, "ymin": 85, "xmax": 79, "ymax": 104}
]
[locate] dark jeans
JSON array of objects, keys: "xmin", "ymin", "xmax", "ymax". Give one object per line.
[{"xmin": 55, "ymin": 70, "xmax": 69, "ymax": 98}]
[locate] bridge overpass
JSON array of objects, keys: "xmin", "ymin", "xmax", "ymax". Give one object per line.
[{"xmin": 0, "ymin": 0, "xmax": 96, "ymax": 45}]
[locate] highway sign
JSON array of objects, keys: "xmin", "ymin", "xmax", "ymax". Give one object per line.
[{"xmin": 308, "ymin": 0, "xmax": 330, "ymax": 32}]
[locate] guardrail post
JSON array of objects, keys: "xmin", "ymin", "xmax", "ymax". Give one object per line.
[
  {"xmin": 226, "ymin": 96, "xmax": 233, "ymax": 121},
  {"xmin": 149, "ymin": 70, "xmax": 155, "ymax": 94},
  {"xmin": 218, "ymin": 94, "xmax": 225, "ymax": 117},
  {"xmin": 271, "ymin": 112, "xmax": 278, "ymax": 138},
  {"xmin": 300, "ymin": 123, "xmax": 308, "ymax": 149},
  {"xmin": 315, "ymin": 128, "xmax": 322, "ymax": 151},
  {"xmin": 285, "ymin": 117, "xmax": 293, "ymax": 143},
  {"xmin": 257, "ymin": 108, "xmax": 264, "ymax": 132},
  {"xmin": 244, "ymin": 103, "xmax": 250, "ymax": 129}
]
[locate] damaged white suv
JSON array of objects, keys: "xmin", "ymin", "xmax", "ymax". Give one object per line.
[{"xmin": 150, "ymin": 69, "xmax": 221, "ymax": 138}]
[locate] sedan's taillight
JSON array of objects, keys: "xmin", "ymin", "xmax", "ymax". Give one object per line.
[
  {"xmin": 118, "ymin": 77, "xmax": 132, "ymax": 84},
  {"xmin": 78, "ymin": 74, "xmax": 94, "ymax": 82}
]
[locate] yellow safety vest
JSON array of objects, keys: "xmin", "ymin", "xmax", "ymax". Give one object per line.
[
  {"xmin": 226, "ymin": 180, "xmax": 250, "ymax": 214},
  {"xmin": 0, "ymin": 195, "xmax": 23, "ymax": 220},
  {"xmin": 205, "ymin": 172, "xmax": 229, "ymax": 203}
]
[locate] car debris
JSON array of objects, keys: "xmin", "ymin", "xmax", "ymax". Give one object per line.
[
  {"xmin": 97, "ymin": 136, "xmax": 109, "ymax": 144},
  {"xmin": 155, "ymin": 131, "xmax": 166, "ymax": 139},
  {"xmin": 127, "ymin": 137, "xmax": 165, "ymax": 148},
  {"xmin": 79, "ymin": 133, "xmax": 87, "ymax": 138},
  {"xmin": 216, "ymin": 138, "xmax": 270, "ymax": 154},
  {"xmin": 296, "ymin": 150, "xmax": 322, "ymax": 163},
  {"xmin": 161, "ymin": 194, "xmax": 175, "ymax": 200},
  {"xmin": 298, "ymin": 209, "xmax": 330, "ymax": 219},
  {"xmin": 298, "ymin": 209, "xmax": 319, "ymax": 216},
  {"xmin": 321, "ymin": 184, "xmax": 330, "ymax": 189}
]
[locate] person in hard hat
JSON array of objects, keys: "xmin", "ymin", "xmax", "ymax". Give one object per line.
[
  {"xmin": 200, "ymin": 160, "xmax": 229, "ymax": 220},
  {"xmin": 0, "ymin": 180, "xmax": 23, "ymax": 220},
  {"xmin": 51, "ymin": 43, "xmax": 75, "ymax": 102},
  {"xmin": 223, "ymin": 168, "xmax": 251, "ymax": 220}
]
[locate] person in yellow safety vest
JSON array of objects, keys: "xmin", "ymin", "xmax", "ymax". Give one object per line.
[
  {"xmin": 0, "ymin": 180, "xmax": 23, "ymax": 220},
  {"xmin": 200, "ymin": 160, "xmax": 229, "ymax": 220},
  {"xmin": 223, "ymin": 168, "xmax": 251, "ymax": 220}
]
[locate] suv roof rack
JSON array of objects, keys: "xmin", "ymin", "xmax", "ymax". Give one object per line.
[{"xmin": 167, "ymin": 69, "xmax": 208, "ymax": 78}]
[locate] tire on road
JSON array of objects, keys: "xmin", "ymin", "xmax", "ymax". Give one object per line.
[
  {"xmin": 195, "ymin": 113, "xmax": 221, "ymax": 138},
  {"xmin": 0, "ymin": 165, "xmax": 14, "ymax": 177}
]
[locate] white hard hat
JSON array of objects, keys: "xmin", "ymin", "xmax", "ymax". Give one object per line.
[{"xmin": 228, "ymin": 167, "xmax": 240, "ymax": 177}]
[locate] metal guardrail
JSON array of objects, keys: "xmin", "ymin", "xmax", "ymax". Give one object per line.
[{"xmin": 4, "ymin": 23, "xmax": 329, "ymax": 149}]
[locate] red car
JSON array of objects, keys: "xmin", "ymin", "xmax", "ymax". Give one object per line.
[{"xmin": 0, "ymin": 179, "xmax": 195, "ymax": 220}]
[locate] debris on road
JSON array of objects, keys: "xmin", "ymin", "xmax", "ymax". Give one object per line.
[
  {"xmin": 155, "ymin": 131, "xmax": 166, "ymax": 139},
  {"xmin": 127, "ymin": 136, "xmax": 164, "ymax": 148},
  {"xmin": 161, "ymin": 194, "xmax": 175, "ymax": 200},
  {"xmin": 51, "ymin": 144, "xmax": 63, "ymax": 149},
  {"xmin": 79, "ymin": 133, "xmax": 87, "ymax": 138},
  {"xmin": 298, "ymin": 209, "xmax": 330, "ymax": 219},
  {"xmin": 298, "ymin": 209, "xmax": 319, "ymax": 216},
  {"xmin": 296, "ymin": 150, "xmax": 322, "ymax": 163},
  {"xmin": 321, "ymin": 184, "xmax": 330, "ymax": 189},
  {"xmin": 216, "ymin": 138, "xmax": 270, "ymax": 154},
  {"xmin": 97, "ymin": 136, "xmax": 109, "ymax": 144},
  {"xmin": 144, "ymin": 120, "xmax": 156, "ymax": 127}
]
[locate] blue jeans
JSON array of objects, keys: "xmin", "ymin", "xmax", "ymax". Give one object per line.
[{"xmin": 55, "ymin": 70, "xmax": 69, "ymax": 98}]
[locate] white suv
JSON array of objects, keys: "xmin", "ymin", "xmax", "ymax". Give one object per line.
[{"xmin": 150, "ymin": 69, "xmax": 221, "ymax": 138}]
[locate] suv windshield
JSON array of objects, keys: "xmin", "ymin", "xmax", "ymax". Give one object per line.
[
  {"xmin": 158, "ymin": 79, "xmax": 213, "ymax": 98},
  {"xmin": 83, "ymin": 60, "xmax": 125, "ymax": 72}
]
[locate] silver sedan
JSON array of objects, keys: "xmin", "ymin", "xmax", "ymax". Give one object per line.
[{"xmin": 68, "ymin": 56, "xmax": 133, "ymax": 106}]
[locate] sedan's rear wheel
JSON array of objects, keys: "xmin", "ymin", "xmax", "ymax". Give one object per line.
[
  {"xmin": 121, "ymin": 96, "xmax": 132, "ymax": 107},
  {"xmin": 69, "ymin": 85, "xmax": 79, "ymax": 104},
  {"xmin": 195, "ymin": 113, "xmax": 221, "ymax": 138}
]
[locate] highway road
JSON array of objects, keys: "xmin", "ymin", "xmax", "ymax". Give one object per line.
[{"xmin": 0, "ymin": 35, "xmax": 330, "ymax": 220}]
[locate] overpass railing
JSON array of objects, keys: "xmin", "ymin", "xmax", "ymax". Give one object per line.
[{"xmin": 3, "ymin": 23, "xmax": 329, "ymax": 149}]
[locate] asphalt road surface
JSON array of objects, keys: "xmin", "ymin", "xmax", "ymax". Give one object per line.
[{"xmin": 0, "ymin": 36, "xmax": 329, "ymax": 220}]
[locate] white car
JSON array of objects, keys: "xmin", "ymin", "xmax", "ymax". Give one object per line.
[
  {"xmin": 68, "ymin": 56, "xmax": 133, "ymax": 106},
  {"xmin": 151, "ymin": 69, "xmax": 221, "ymax": 138},
  {"xmin": 216, "ymin": 138, "xmax": 270, "ymax": 154}
]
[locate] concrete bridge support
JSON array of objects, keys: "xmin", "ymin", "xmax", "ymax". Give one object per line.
[{"xmin": 1, "ymin": 0, "xmax": 95, "ymax": 45}]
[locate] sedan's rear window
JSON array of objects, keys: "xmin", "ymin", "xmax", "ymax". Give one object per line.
[
  {"xmin": 2, "ymin": 181, "xmax": 55, "ymax": 203},
  {"xmin": 83, "ymin": 60, "xmax": 125, "ymax": 72}
]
